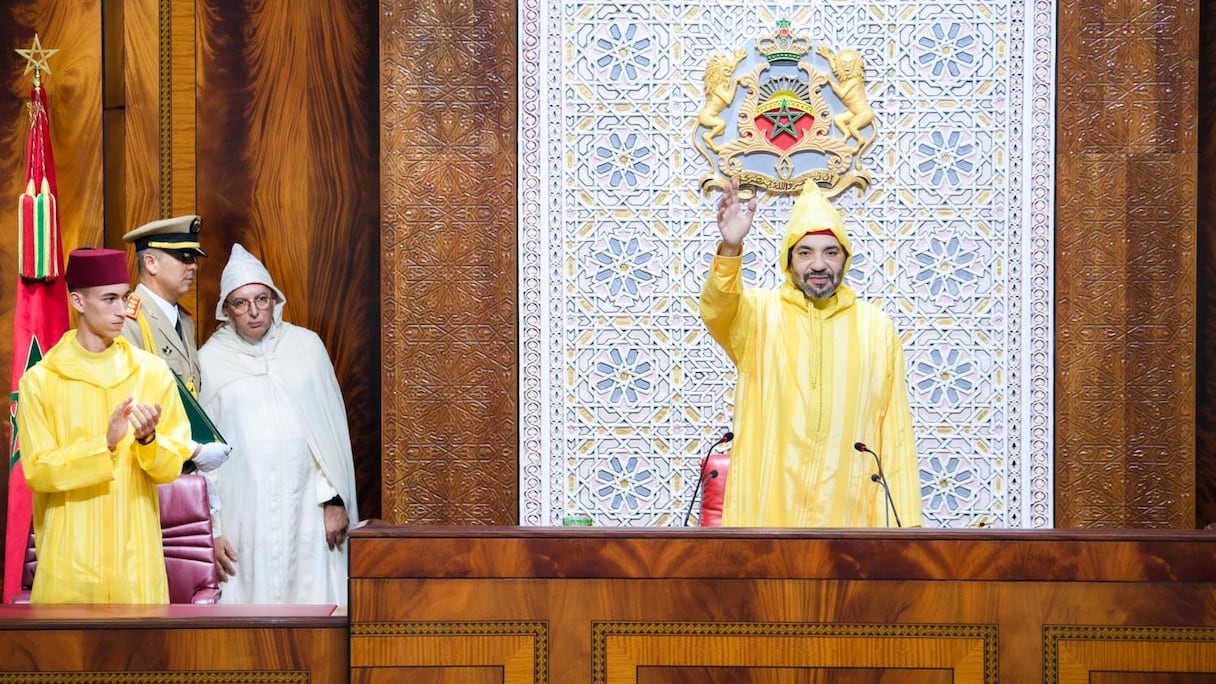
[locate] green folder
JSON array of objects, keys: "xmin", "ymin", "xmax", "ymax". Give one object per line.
[{"xmin": 173, "ymin": 371, "xmax": 225, "ymax": 445}]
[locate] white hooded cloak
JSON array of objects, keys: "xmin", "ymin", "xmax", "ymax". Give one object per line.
[{"xmin": 199, "ymin": 244, "xmax": 359, "ymax": 604}]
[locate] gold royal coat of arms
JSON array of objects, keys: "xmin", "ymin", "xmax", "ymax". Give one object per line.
[{"xmin": 694, "ymin": 20, "xmax": 876, "ymax": 200}]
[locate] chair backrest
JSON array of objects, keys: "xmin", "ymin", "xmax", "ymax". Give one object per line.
[
  {"xmin": 12, "ymin": 528, "xmax": 37, "ymax": 601},
  {"xmin": 21, "ymin": 529, "xmax": 35, "ymax": 588},
  {"xmin": 156, "ymin": 474, "xmax": 221, "ymax": 604},
  {"xmin": 699, "ymin": 449, "xmax": 731, "ymax": 526}
]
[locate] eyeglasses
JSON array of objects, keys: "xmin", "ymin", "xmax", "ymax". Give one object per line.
[{"xmin": 226, "ymin": 293, "xmax": 274, "ymax": 315}]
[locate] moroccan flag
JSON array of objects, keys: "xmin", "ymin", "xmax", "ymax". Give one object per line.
[{"xmin": 4, "ymin": 82, "xmax": 69, "ymax": 602}]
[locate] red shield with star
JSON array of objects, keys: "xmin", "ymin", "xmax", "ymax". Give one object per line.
[{"xmin": 754, "ymin": 99, "xmax": 816, "ymax": 151}]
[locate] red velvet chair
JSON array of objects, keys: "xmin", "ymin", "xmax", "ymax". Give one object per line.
[
  {"xmin": 699, "ymin": 449, "xmax": 731, "ymax": 526},
  {"xmin": 20, "ymin": 528, "xmax": 35, "ymax": 596},
  {"xmin": 12, "ymin": 474, "xmax": 220, "ymax": 604},
  {"xmin": 158, "ymin": 474, "xmax": 221, "ymax": 604}
]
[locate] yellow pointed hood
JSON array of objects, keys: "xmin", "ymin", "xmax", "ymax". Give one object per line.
[{"xmin": 780, "ymin": 180, "xmax": 852, "ymax": 289}]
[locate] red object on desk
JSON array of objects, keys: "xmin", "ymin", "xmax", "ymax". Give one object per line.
[{"xmin": 699, "ymin": 450, "xmax": 731, "ymax": 527}]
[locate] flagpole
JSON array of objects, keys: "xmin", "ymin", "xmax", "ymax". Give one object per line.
[{"xmin": 4, "ymin": 34, "xmax": 69, "ymax": 603}]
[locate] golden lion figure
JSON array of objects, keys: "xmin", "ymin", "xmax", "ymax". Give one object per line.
[
  {"xmin": 816, "ymin": 44, "xmax": 876, "ymax": 164},
  {"xmin": 695, "ymin": 48, "xmax": 747, "ymax": 160}
]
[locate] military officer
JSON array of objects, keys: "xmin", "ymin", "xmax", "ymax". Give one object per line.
[{"xmin": 121, "ymin": 215, "xmax": 229, "ymax": 475}]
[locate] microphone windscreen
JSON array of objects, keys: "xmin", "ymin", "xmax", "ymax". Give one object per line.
[
  {"xmin": 723, "ymin": 431, "xmax": 734, "ymax": 442},
  {"xmin": 854, "ymin": 441, "xmax": 866, "ymax": 452}
]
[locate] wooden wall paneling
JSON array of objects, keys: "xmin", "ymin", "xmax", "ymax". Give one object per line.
[
  {"xmin": 166, "ymin": 0, "xmax": 194, "ymax": 217},
  {"xmin": 1054, "ymin": 0, "xmax": 1198, "ymax": 526},
  {"xmin": 1196, "ymin": 0, "xmax": 1216, "ymax": 528},
  {"xmin": 0, "ymin": 2, "xmax": 105, "ymax": 258},
  {"xmin": 195, "ymin": 0, "xmax": 382, "ymax": 519},
  {"xmin": 120, "ymin": 0, "xmax": 165, "ymax": 238},
  {"xmin": 102, "ymin": 0, "xmax": 126, "ymax": 240},
  {"xmin": 379, "ymin": 1, "xmax": 519, "ymax": 525},
  {"xmin": 0, "ymin": 0, "xmax": 105, "ymax": 560},
  {"xmin": 117, "ymin": 0, "xmax": 197, "ymax": 299}
]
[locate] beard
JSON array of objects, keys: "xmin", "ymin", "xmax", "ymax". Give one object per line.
[{"xmin": 796, "ymin": 268, "xmax": 843, "ymax": 301}]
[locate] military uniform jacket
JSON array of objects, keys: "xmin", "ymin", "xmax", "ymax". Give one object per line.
[{"xmin": 120, "ymin": 283, "xmax": 202, "ymax": 395}]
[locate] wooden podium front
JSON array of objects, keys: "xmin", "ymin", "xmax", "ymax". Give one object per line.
[
  {"xmin": 0, "ymin": 603, "xmax": 346, "ymax": 681},
  {"xmin": 349, "ymin": 527, "xmax": 1216, "ymax": 683}
]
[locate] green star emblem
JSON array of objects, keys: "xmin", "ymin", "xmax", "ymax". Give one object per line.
[{"xmin": 763, "ymin": 99, "xmax": 804, "ymax": 140}]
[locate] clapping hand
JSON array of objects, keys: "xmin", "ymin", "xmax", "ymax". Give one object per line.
[{"xmin": 107, "ymin": 397, "xmax": 161, "ymax": 450}]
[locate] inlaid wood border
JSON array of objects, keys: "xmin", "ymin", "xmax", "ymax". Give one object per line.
[
  {"xmin": 0, "ymin": 673, "xmax": 308, "ymax": 684},
  {"xmin": 351, "ymin": 621, "xmax": 548, "ymax": 682},
  {"xmin": 592, "ymin": 621, "xmax": 998, "ymax": 684},
  {"xmin": 1044, "ymin": 625, "xmax": 1216, "ymax": 684}
]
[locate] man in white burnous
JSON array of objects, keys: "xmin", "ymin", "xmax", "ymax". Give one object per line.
[{"xmin": 200, "ymin": 243, "xmax": 358, "ymax": 604}]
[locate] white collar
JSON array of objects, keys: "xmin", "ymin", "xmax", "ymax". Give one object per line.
[{"xmin": 140, "ymin": 284, "xmax": 179, "ymax": 326}]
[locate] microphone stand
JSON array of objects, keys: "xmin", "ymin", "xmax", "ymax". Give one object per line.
[
  {"xmin": 870, "ymin": 473, "xmax": 899, "ymax": 528},
  {"xmin": 855, "ymin": 442, "xmax": 901, "ymax": 528},
  {"xmin": 682, "ymin": 460, "xmax": 712, "ymax": 527},
  {"xmin": 683, "ymin": 434, "xmax": 730, "ymax": 526}
]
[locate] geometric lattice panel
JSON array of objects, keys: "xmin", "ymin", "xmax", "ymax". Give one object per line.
[{"xmin": 518, "ymin": 0, "xmax": 1057, "ymax": 528}]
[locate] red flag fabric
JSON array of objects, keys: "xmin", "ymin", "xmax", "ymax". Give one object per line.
[{"xmin": 4, "ymin": 83, "xmax": 69, "ymax": 602}]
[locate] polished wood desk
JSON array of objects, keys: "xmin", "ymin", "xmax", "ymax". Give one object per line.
[
  {"xmin": 0, "ymin": 603, "xmax": 346, "ymax": 682},
  {"xmin": 349, "ymin": 527, "xmax": 1216, "ymax": 683}
]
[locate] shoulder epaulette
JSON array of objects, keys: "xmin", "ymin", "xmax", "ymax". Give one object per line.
[{"xmin": 125, "ymin": 293, "xmax": 143, "ymax": 320}]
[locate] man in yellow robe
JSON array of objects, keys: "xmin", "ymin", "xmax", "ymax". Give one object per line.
[
  {"xmin": 700, "ymin": 181, "xmax": 921, "ymax": 527},
  {"xmin": 16, "ymin": 248, "xmax": 193, "ymax": 603}
]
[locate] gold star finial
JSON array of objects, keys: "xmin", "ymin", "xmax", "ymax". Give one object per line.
[{"xmin": 15, "ymin": 34, "xmax": 58, "ymax": 86}]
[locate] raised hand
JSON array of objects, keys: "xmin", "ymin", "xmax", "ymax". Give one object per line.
[{"xmin": 716, "ymin": 181, "xmax": 757, "ymax": 255}]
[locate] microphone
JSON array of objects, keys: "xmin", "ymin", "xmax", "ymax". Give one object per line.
[
  {"xmin": 854, "ymin": 442, "xmax": 902, "ymax": 528},
  {"xmin": 683, "ymin": 432, "xmax": 733, "ymax": 526}
]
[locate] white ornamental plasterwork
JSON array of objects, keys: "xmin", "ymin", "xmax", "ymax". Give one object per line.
[{"xmin": 518, "ymin": 0, "xmax": 1056, "ymax": 528}]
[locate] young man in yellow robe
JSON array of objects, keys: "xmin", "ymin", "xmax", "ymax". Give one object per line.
[
  {"xmin": 700, "ymin": 181, "xmax": 921, "ymax": 527},
  {"xmin": 16, "ymin": 248, "xmax": 194, "ymax": 603}
]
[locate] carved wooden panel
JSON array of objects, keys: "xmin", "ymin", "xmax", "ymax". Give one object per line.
[
  {"xmin": 1054, "ymin": 0, "xmax": 1198, "ymax": 526},
  {"xmin": 195, "ymin": 0, "xmax": 382, "ymax": 519},
  {"xmin": 379, "ymin": 0, "xmax": 519, "ymax": 524}
]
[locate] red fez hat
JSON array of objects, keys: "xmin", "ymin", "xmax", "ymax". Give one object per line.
[{"xmin": 65, "ymin": 248, "xmax": 129, "ymax": 289}]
